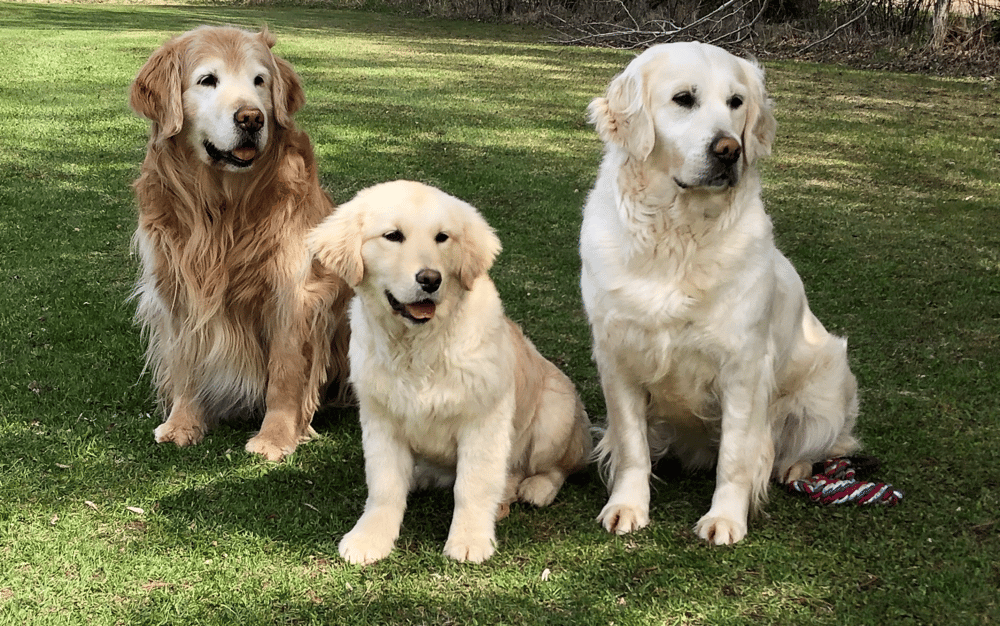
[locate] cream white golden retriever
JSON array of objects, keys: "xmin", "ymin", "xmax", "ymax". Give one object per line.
[
  {"xmin": 309, "ymin": 180, "xmax": 592, "ymax": 563},
  {"xmin": 130, "ymin": 26, "xmax": 352, "ymax": 461},
  {"xmin": 580, "ymin": 42, "xmax": 860, "ymax": 545}
]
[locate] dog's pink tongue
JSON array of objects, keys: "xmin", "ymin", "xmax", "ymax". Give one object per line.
[
  {"xmin": 232, "ymin": 147, "xmax": 257, "ymax": 161},
  {"xmin": 405, "ymin": 301, "xmax": 436, "ymax": 320}
]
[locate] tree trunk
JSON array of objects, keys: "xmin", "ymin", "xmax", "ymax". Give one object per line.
[{"xmin": 931, "ymin": 0, "xmax": 952, "ymax": 50}]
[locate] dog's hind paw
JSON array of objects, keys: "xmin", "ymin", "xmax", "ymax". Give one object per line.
[
  {"xmin": 516, "ymin": 473, "xmax": 563, "ymax": 507},
  {"xmin": 597, "ymin": 503, "xmax": 649, "ymax": 535},
  {"xmin": 779, "ymin": 460, "xmax": 814, "ymax": 483}
]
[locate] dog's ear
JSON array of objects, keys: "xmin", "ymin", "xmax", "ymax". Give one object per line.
[
  {"xmin": 308, "ymin": 203, "xmax": 365, "ymax": 288},
  {"xmin": 457, "ymin": 203, "xmax": 502, "ymax": 291},
  {"xmin": 261, "ymin": 27, "xmax": 305, "ymax": 129},
  {"xmin": 739, "ymin": 58, "xmax": 777, "ymax": 165},
  {"xmin": 588, "ymin": 69, "xmax": 655, "ymax": 161},
  {"xmin": 129, "ymin": 34, "xmax": 186, "ymax": 143}
]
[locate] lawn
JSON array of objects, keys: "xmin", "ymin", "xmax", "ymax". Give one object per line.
[{"xmin": 0, "ymin": 2, "xmax": 997, "ymax": 624}]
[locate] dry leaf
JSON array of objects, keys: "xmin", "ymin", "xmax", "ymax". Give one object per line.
[
  {"xmin": 126, "ymin": 506, "xmax": 144, "ymax": 515},
  {"xmin": 55, "ymin": 463, "xmax": 70, "ymax": 469},
  {"xmin": 84, "ymin": 501, "xmax": 98, "ymax": 511},
  {"xmin": 49, "ymin": 514, "xmax": 58, "ymax": 526}
]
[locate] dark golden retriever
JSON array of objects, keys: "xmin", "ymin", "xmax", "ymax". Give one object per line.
[{"xmin": 129, "ymin": 25, "xmax": 351, "ymax": 461}]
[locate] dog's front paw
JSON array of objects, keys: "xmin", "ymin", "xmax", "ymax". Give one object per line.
[
  {"xmin": 153, "ymin": 421, "xmax": 205, "ymax": 447},
  {"xmin": 694, "ymin": 514, "xmax": 747, "ymax": 545},
  {"xmin": 597, "ymin": 502, "xmax": 649, "ymax": 535},
  {"xmin": 443, "ymin": 533, "xmax": 496, "ymax": 563},
  {"xmin": 245, "ymin": 433, "xmax": 296, "ymax": 462},
  {"xmin": 339, "ymin": 527, "xmax": 396, "ymax": 565}
]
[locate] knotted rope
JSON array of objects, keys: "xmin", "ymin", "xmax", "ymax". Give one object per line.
[{"xmin": 787, "ymin": 456, "xmax": 902, "ymax": 505}]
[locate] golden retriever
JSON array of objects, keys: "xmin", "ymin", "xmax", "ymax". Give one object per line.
[
  {"xmin": 580, "ymin": 42, "xmax": 860, "ymax": 544},
  {"xmin": 129, "ymin": 26, "xmax": 352, "ymax": 461},
  {"xmin": 308, "ymin": 180, "xmax": 592, "ymax": 563}
]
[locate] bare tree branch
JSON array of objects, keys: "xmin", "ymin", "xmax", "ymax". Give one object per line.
[
  {"xmin": 797, "ymin": 0, "xmax": 874, "ymax": 52},
  {"xmin": 548, "ymin": 0, "xmax": 762, "ymax": 48}
]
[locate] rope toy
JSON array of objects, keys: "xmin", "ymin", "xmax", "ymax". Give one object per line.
[{"xmin": 787, "ymin": 456, "xmax": 902, "ymax": 505}]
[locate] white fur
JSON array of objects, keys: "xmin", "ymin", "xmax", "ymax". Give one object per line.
[
  {"xmin": 581, "ymin": 42, "xmax": 860, "ymax": 545},
  {"xmin": 309, "ymin": 180, "xmax": 591, "ymax": 564},
  {"xmin": 183, "ymin": 57, "xmax": 272, "ymax": 171}
]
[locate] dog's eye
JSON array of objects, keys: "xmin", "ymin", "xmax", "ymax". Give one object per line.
[
  {"xmin": 197, "ymin": 74, "xmax": 218, "ymax": 88},
  {"xmin": 672, "ymin": 92, "xmax": 696, "ymax": 108},
  {"xmin": 254, "ymin": 75, "xmax": 265, "ymax": 87},
  {"xmin": 728, "ymin": 95, "xmax": 744, "ymax": 109},
  {"xmin": 435, "ymin": 232, "xmax": 449, "ymax": 244},
  {"xmin": 383, "ymin": 230, "xmax": 405, "ymax": 243}
]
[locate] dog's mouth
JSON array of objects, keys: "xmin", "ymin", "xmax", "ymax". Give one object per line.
[
  {"xmin": 386, "ymin": 291, "xmax": 436, "ymax": 324},
  {"xmin": 674, "ymin": 171, "xmax": 739, "ymax": 191},
  {"xmin": 204, "ymin": 140, "xmax": 258, "ymax": 169}
]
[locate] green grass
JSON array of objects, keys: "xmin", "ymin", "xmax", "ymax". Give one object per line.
[{"xmin": 1, "ymin": 3, "xmax": 998, "ymax": 624}]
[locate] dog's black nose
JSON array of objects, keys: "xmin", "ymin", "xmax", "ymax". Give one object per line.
[
  {"xmin": 416, "ymin": 269, "xmax": 442, "ymax": 293},
  {"xmin": 711, "ymin": 135, "xmax": 742, "ymax": 165},
  {"xmin": 235, "ymin": 106, "xmax": 264, "ymax": 133}
]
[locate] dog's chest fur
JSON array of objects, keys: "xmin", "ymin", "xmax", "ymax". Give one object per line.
[
  {"xmin": 584, "ymin": 178, "xmax": 776, "ymax": 417},
  {"xmin": 349, "ymin": 289, "xmax": 515, "ymax": 465}
]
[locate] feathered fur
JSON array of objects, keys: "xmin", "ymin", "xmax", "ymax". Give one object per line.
[
  {"xmin": 581, "ymin": 42, "xmax": 859, "ymax": 545},
  {"xmin": 130, "ymin": 25, "xmax": 351, "ymax": 461},
  {"xmin": 309, "ymin": 181, "xmax": 592, "ymax": 564}
]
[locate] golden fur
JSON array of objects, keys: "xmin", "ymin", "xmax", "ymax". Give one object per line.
[
  {"xmin": 309, "ymin": 181, "xmax": 592, "ymax": 563},
  {"xmin": 581, "ymin": 43, "xmax": 859, "ymax": 544},
  {"xmin": 129, "ymin": 26, "xmax": 351, "ymax": 461}
]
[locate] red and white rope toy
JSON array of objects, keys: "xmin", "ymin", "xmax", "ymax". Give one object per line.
[{"xmin": 787, "ymin": 456, "xmax": 903, "ymax": 506}]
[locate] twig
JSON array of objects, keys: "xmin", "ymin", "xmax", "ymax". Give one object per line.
[
  {"xmin": 709, "ymin": 0, "xmax": 769, "ymax": 45},
  {"xmin": 798, "ymin": 0, "xmax": 874, "ymax": 52},
  {"xmin": 549, "ymin": 0, "xmax": 758, "ymax": 48}
]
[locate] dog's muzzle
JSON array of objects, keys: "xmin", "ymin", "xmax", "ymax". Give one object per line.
[
  {"xmin": 203, "ymin": 106, "xmax": 266, "ymax": 169},
  {"xmin": 385, "ymin": 270, "xmax": 442, "ymax": 324},
  {"xmin": 676, "ymin": 134, "xmax": 743, "ymax": 190},
  {"xmin": 704, "ymin": 134, "xmax": 742, "ymax": 188}
]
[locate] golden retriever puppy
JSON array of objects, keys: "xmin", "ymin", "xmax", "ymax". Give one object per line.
[
  {"xmin": 580, "ymin": 42, "xmax": 860, "ymax": 544},
  {"xmin": 309, "ymin": 181, "xmax": 592, "ymax": 563},
  {"xmin": 129, "ymin": 26, "xmax": 352, "ymax": 461}
]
